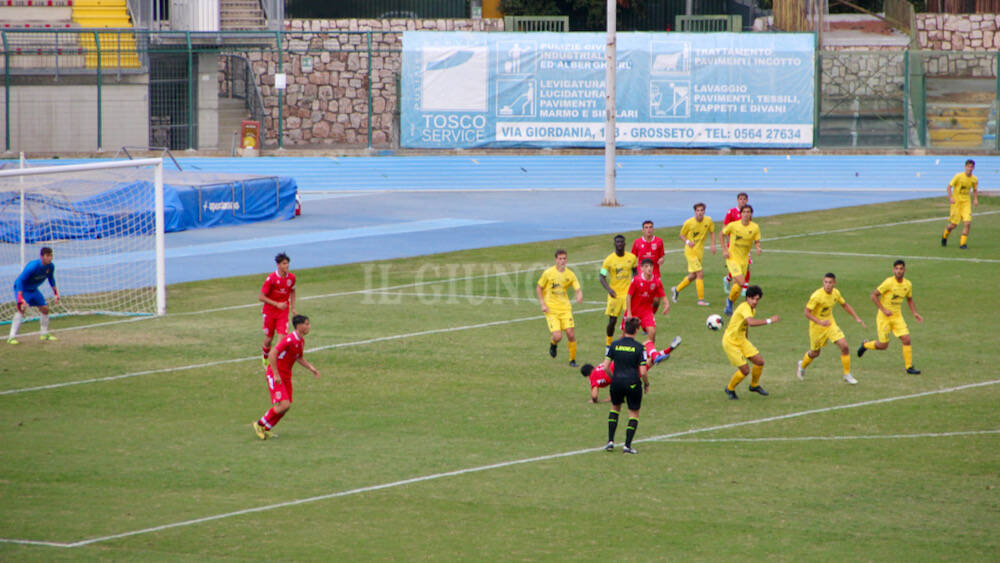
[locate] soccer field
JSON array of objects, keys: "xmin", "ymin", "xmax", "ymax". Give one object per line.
[{"xmin": 2, "ymin": 197, "xmax": 999, "ymax": 560}]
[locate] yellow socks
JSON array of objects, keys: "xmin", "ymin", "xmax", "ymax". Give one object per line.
[
  {"xmin": 751, "ymin": 364, "xmax": 763, "ymax": 386},
  {"xmin": 568, "ymin": 341, "xmax": 577, "ymax": 362},
  {"xmin": 841, "ymin": 353, "xmax": 851, "ymax": 375},
  {"xmin": 800, "ymin": 353, "xmax": 814, "ymax": 369},
  {"xmin": 696, "ymin": 278, "xmax": 705, "ymax": 300},
  {"xmin": 942, "ymin": 228, "xmax": 950, "ymax": 239},
  {"xmin": 606, "ymin": 335, "xmax": 613, "ymax": 346},
  {"xmin": 727, "ymin": 371, "xmax": 745, "ymax": 391},
  {"xmin": 676, "ymin": 277, "xmax": 691, "ymax": 292},
  {"xmin": 864, "ymin": 341, "xmax": 877, "ymax": 350},
  {"xmin": 902, "ymin": 344, "xmax": 913, "ymax": 368},
  {"xmin": 960, "ymin": 235, "xmax": 968, "ymax": 246},
  {"xmin": 728, "ymin": 283, "xmax": 741, "ymax": 303}
]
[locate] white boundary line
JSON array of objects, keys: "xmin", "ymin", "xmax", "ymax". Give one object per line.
[
  {"xmin": 19, "ymin": 209, "xmax": 998, "ymax": 337},
  {"xmin": 765, "ymin": 249, "xmax": 1000, "ymax": 264},
  {"xmin": 658, "ymin": 429, "xmax": 1000, "ymax": 443},
  {"xmin": 3, "ymin": 379, "xmax": 996, "ymax": 549},
  {"xmin": 0, "ymin": 307, "xmax": 606, "ymax": 396},
  {"xmin": 7, "ymin": 208, "xmax": 998, "ymax": 390}
]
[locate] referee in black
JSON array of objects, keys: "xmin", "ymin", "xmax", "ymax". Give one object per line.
[{"xmin": 601, "ymin": 317, "xmax": 649, "ymax": 454}]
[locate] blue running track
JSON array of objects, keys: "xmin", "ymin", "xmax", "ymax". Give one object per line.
[{"xmin": 7, "ymin": 155, "xmax": 997, "ymax": 284}]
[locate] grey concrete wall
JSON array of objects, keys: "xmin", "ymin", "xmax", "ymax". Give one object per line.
[
  {"xmin": 197, "ymin": 52, "xmax": 220, "ymax": 149},
  {"xmin": 0, "ymin": 76, "xmax": 148, "ymax": 153}
]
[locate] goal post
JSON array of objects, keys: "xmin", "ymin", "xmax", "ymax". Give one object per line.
[{"xmin": 0, "ymin": 157, "xmax": 166, "ymax": 322}]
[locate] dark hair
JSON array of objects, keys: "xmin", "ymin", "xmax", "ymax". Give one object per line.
[
  {"xmin": 737, "ymin": 192, "xmax": 749, "ymax": 200},
  {"xmin": 554, "ymin": 249, "xmax": 567, "ymax": 258},
  {"xmin": 746, "ymin": 285, "xmax": 763, "ymax": 299},
  {"xmin": 614, "ymin": 234, "xmax": 625, "ymax": 241},
  {"xmin": 40, "ymin": 246, "xmax": 53, "ymax": 256},
  {"xmin": 640, "ymin": 258, "xmax": 654, "ymax": 266},
  {"xmin": 624, "ymin": 317, "xmax": 641, "ymax": 335},
  {"xmin": 642, "ymin": 220, "xmax": 654, "ymax": 227},
  {"xmin": 275, "ymin": 252, "xmax": 290, "ymax": 264},
  {"xmin": 966, "ymin": 159, "xmax": 975, "ymax": 166},
  {"xmin": 292, "ymin": 314, "xmax": 309, "ymax": 328},
  {"xmin": 824, "ymin": 272, "xmax": 836, "ymax": 280},
  {"xmin": 742, "ymin": 204, "xmax": 754, "ymax": 214},
  {"xmin": 581, "ymin": 364, "xmax": 594, "ymax": 377},
  {"xmin": 893, "ymin": 259, "xmax": 905, "ymax": 268},
  {"xmin": 693, "ymin": 202, "xmax": 706, "ymax": 211}
]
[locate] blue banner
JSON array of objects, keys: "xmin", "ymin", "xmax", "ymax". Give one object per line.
[{"xmin": 401, "ymin": 32, "xmax": 815, "ymax": 149}]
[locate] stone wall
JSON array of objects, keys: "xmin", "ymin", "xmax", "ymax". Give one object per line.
[
  {"xmin": 237, "ymin": 18, "xmax": 503, "ymax": 148},
  {"xmin": 916, "ymin": 14, "xmax": 999, "ymax": 77}
]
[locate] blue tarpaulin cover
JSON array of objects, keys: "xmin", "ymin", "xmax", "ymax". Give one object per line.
[{"xmin": 0, "ymin": 175, "xmax": 297, "ymax": 243}]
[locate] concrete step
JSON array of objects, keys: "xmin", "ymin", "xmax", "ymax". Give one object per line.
[
  {"xmin": 925, "ymin": 104, "xmax": 991, "ymax": 117},
  {"xmin": 926, "ymin": 115, "xmax": 988, "ymax": 129},
  {"xmin": 929, "ymin": 129, "xmax": 983, "ymax": 143},
  {"xmin": 0, "ymin": 6, "xmax": 72, "ymax": 20}
]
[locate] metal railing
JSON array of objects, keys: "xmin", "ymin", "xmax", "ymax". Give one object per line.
[
  {"xmin": 220, "ymin": 54, "xmax": 266, "ymax": 141},
  {"xmin": 503, "ymin": 16, "xmax": 570, "ymax": 32},
  {"xmin": 676, "ymin": 15, "xmax": 743, "ymax": 32},
  {"xmin": 2, "ymin": 29, "xmax": 998, "ymax": 152}
]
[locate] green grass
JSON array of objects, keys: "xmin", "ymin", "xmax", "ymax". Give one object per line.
[{"xmin": 2, "ymin": 197, "xmax": 999, "ymax": 560}]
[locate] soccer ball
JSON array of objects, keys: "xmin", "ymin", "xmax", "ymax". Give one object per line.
[{"xmin": 706, "ymin": 314, "xmax": 723, "ymax": 331}]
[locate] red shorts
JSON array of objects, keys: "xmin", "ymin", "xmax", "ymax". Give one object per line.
[
  {"xmin": 262, "ymin": 310, "xmax": 289, "ymax": 338},
  {"xmin": 266, "ymin": 366, "xmax": 293, "ymax": 404},
  {"xmin": 622, "ymin": 310, "xmax": 656, "ymax": 331}
]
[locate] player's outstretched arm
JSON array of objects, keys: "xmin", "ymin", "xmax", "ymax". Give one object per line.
[
  {"xmin": 599, "ymin": 273, "xmax": 615, "ymax": 298},
  {"xmin": 842, "ymin": 302, "xmax": 866, "ymax": 327},
  {"xmin": 535, "ymin": 285, "xmax": 548, "ymax": 313},
  {"xmin": 907, "ymin": 297, "xmax": 923, "ymax": 323},
  {"xmin": 297, "ymin": 356, "xmax": 321, "ymax": 378}
]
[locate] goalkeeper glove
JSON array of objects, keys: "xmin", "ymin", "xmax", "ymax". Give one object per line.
[{"xmin": 16, "ymin": 292, "xmax": 26, "ymax": 313}]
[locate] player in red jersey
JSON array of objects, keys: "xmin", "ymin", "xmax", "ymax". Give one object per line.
[
  {"xmin": 631, "ymin": 220, "xmax": 665, "ymax": 279},
  {"xmin": 625, "ymin": 258, "xmax": 669, "ymax": 344},
  {"xmin": 259, "ymin": 252, "xmax": 297, "ymax": 364},
  {"xmin": 252, "ymin": 314, "xmax": 320, "ymax": 440},
  {"xmin": 581, "ymin": 338, "xmax": 682, "ymax": 402},
  {"xmin": 722, "ymin": 192, "xmax": 752, "ymax": 294}
]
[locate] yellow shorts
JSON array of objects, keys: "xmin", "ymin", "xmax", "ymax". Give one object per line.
[
  {"xmin": 722, "ymin": 338, "xmax": 759, "ymax": 367},
  {"xmin": 605, "ymin": 294, "xmax": 627, "ymax": 317},
  {"xmin": 726, "ymin": 258, "xmax": 747, "ymax": 277},
  {"xmin": 949, "ymin": 200, "xmax": 971, "ymax": 224},
  {"xmin": 876, "ymin": 312, "xmax": 908, "ymax": 343},
  {"xmin": 545, "ymin": 310, "xmax": 575, "ymax": 333},
  {"xmin": 684, "ymin": 251, "xmax": 703, "ymax": 273},
  {"xmin": 809, "ymin": 322, "xmax": 845, "ymax": 351}
]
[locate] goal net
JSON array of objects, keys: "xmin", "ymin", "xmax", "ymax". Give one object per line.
[{"xmin": 0, "ymin": 158, "xmax": 166, "ymax": 324}]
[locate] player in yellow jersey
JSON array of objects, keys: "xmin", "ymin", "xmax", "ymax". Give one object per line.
[
  {"xmin": 796, "ymin": 273, "xmax": 866, "ymax": 385},
  {"xmin": 721, "ymin": 205, "xmax": 761, "ymax": 316},
  {"xmin": 537, "ymin": 248, "xmax": 583, "ymax": 367},
  {"xmin": 599, "ymin": 235, "xmax": 638, "ymax": 347},
  {"xmin": 942, "ymin": 159, "xmax": 979, "ymax": 249},
  {"xmin": 671, "ymin": 202, "xmax": 716, "ymax": 307},
  {"xmin": 722, "ymin": 285, "xmax": 780, "ymax": 400},
  {"xmin": 857, "ymin": 260, "xmax": 924, "ymax": 374}
]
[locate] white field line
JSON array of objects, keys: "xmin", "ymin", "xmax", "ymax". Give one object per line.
[
  {"xmin": 15, "ymin": 261, "xmax": 606, "ymax": 338},
  {"xmin": 369, "ymin": 290, "xmax": 608, "ymax": 306},
  {"xmin": 21, "ymin": 209, "xmax": 998, "ymax": 338},
  {"xmin": 765, "ymin": 249, "xmax": 1000, "ymax": 264},
  {"xmin": 2, "ymin": 379, "xmax": 996, "ymax": 549},
  {"xmin": 0, "ymin": 307, "xmax": 606, "ymax": 396},
  {"xmin": 659, "ymin": 429, "xmax": 1000, "ymax": 443}
]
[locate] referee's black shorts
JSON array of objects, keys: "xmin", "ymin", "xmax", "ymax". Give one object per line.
[{"xmin": 609, "ymin": 379, "xmax": 643, "ymax": 410}]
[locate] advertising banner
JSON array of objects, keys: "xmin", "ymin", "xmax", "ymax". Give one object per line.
[{"xmin": 401, "ymin": 31, "xmax": 815, "ymax": 149}]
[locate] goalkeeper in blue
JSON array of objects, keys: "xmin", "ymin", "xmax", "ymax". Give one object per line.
[{"xmin": 8, "ymin": 246, "xmax": 60, "ymax": 344}]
